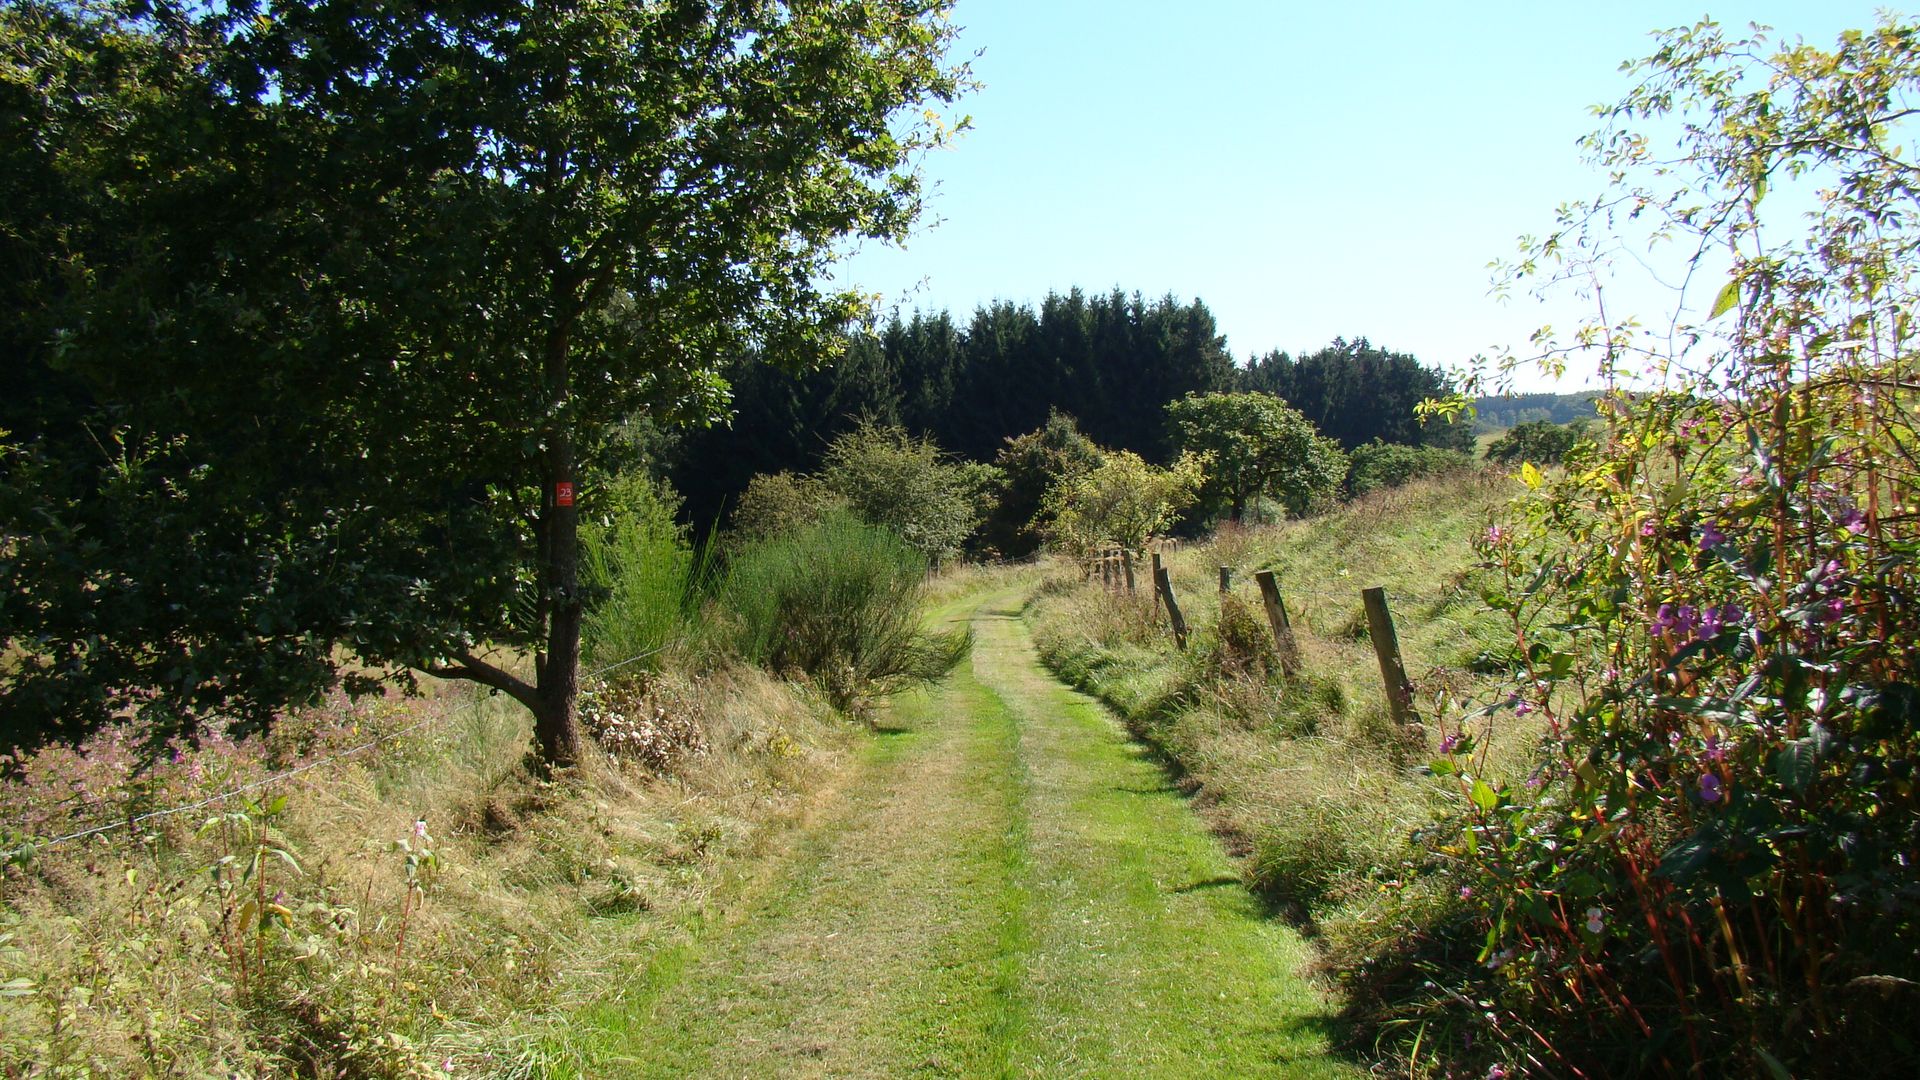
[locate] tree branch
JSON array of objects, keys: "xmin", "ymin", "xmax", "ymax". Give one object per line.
[{"xmin": 421, "ymin": 650, "xmax": 541, "ymax": 712}]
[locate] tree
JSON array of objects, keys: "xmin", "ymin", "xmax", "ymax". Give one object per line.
[
  {"xmin": 1482, "ymin": 418, "xmax": 1590, "ymax": 466},
  {"xmin": 818, "ymin": 421, "xmax": 989, "ymax": 566},
  {"xmin": 1166, "ymin": 391, "xmax": 1347, "ymax": 520},
  {"xmin": 979, "ymin": 409, "xmax": 1102, "ymax": 558},
  {"xmin": 1041, "ymin": 448, "xmax": 1207, "ymax": 557},
  {"xmin": 1, "ymin": 0, "xmax": 968, "ymax": 766}
]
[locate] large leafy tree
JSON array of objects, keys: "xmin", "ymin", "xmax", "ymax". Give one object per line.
[
  {"xmin": 1, "ymin": 0, "xmax": 967, "ymax": 766},
  {"xmin": 1166, "ymin": 391, "xmax": 1346, "ymax": 520}
]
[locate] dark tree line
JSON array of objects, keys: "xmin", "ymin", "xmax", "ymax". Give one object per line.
[
  {"xmin": 671, "ymin": 292, "xmax": 1471, "ymax": 526},
  {"xmin": 671, "ymin": 288, "xmax": 1237, "ymax": 524},
  {"xmin": 1236, "ymin": 337, "xmax": 1474, "ymax": 452},
  {"xmin": 1470, "ymin": 391, "xmax": 1601, "ymax": 433}
]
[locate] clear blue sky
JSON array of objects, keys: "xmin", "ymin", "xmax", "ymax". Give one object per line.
[{"xmin": 833, "ymin": 1, "xmax": 1897, "ymax": 391}]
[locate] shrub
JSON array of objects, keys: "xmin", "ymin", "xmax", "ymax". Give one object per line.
[
  {"xmin": 721, "ymin": 511, "xmax": 970, "ymax": 714},
  {"xmin": 1406, "ymin": 18, "xmax": 1920, "ymax": 1078},
  {"xmin": 580, "ymin": 474, "xmax": 710, "ymax": 673},
  {"xmin": 1344, "ymin": 440, "xmax": 1472, "ymax": 497},
  {"xmin": 819, "ymin": 421, "xmax": 990, "ymax": 566},
  {"xmin": 730, "ymin": 470, "xmax": 846, "ymax": 542},
  {"xmin": 1481, "ymin": 417, "xmax": 1589, "ymax": 466}
]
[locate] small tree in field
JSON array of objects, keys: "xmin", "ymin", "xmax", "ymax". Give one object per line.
[
  {"xmin": 1041, "ymin": 449, "xmax": 1207, "ymax": 558},
  {"xmin": 1166, "ymin": 391, "xmax": 1346, "ymax": 520},
  {"xmin": 819, "ymin": 422, "xmax": 990, "ymax": 566}
]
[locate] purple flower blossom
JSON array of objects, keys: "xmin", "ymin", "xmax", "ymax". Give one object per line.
[
  {"xmin": 1514, "ymin": 699, "xmax": 1534, "ymax": 716},
  {"xmin": 1460, "ymin": 885, "xmax": 1474, "ymax": 900},
  {"xmin": 1485, "ymin": 525, "xmax": 1507, "ymax": 546},
  {"xmin": 1840, "ymin": 508, "xmax": 1868, "ymax": 534},
  {"xmin": 1439, "ymin": 732, "xmax": 1461, "ymax": 754},
  {"xmin": 1585, "ymin": 906, "xmax": 1606, "ymax": 933},
  {"xmin": 1704, "ymin": 734, "xmax": 1726, "ymax": 762},
  {"xmin": 1699, "ymin": 522, "xmax": 1728, "ymax": 550},
  {"xmin": 1699, "ymin": 604, "xmax": 1744, "ymax": 637},
  {"xmin": 1639, "ymin": 519, "xmax": 1659, "ymax": 538},
  {"xmin": 1821, "ymin": 597, "xmax": 1847, "ymax": 623},
  {"xmin": 1488, "ymin": 1067, "xmax": 1510, "ymax": 1080},
  {"xmin": 1699, "ymin": 773, "xmax": 1724, "ymax": 803},
  {"xmin": 1653, "ymin": 603, "xmax": 1701, "ymax": 638}
]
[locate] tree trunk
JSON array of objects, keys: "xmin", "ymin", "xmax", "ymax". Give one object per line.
[
  {"xmin": 534, "ymin": 274, "xmax": 584, "ymax": 770},
  {"xmin": 535, "ymin": 451, "xmax": 583, "ymax": 769}
]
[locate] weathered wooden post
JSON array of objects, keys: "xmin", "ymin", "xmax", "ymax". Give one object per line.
[
  {"xmin": 1150, "ymin": 551, "xmax": 1164, "ymax": 615},
  {"xmin": 1362, "ymin": 586, "xmax": 1417, "ymax": 726},
  {"xmin": 1121, "ymin": 549, "xmax": 1136, "ymax": 593},
  {"xmin": 1218, "ymin": 565, "xmax": 1232, "ymax": 593},
  {"xmin": 1102, "ymin": 550, "xmax": 1116, "ymax": 588},
  {"xmin": 1155, "ymin": 566, "xmax": 1189, "ymax": 650},
  {"xmin": 1253, "ymin": 570, "xmax": 1301, "ymax": 679}
]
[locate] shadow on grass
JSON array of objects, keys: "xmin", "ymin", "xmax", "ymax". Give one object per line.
[{"xmin": 1171, "ymin": 875, "xmax": 1240, "ymax": 894}]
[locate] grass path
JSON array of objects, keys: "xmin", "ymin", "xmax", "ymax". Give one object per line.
[{"xmin": 551, "ymin": 584, "xmax": 1361, "ymax": 1078}]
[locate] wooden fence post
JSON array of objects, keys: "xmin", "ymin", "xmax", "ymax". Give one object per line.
[
  {"xmin": 1121, "ymin": 549, "xmax": 1136, "ymax": 593},
  {"xmin": 1155, "ymin": 566, "xmax": 1189, "ymax": 650},
  {"xmin": 1361, "ymin": 586, "xmax": 1417, "ymax": 726},
  {"xmin": 1218, "ymin": 565, "xmax": 1232, "ymax": 593},
  {"xmin": 1253, "ymin": 570, "xmax": 1301, "ymax": 679},
  {"xmin": 1150, "ymin": 551, "xmax": 1164, "ymax": 615}
]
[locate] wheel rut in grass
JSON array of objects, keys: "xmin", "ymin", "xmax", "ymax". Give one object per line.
[{"xmin": 565, "ymin": 584, "xmax": 1359, "ymax": 1078}]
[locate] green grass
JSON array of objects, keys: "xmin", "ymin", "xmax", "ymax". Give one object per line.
[
  {"xmin": 1025, "ymin": 471, "xmax": 1542, "ymax": 1024},
  {"xmin": 543, "ymin": 583, "xmax": 1360, "ymax": 1077}
]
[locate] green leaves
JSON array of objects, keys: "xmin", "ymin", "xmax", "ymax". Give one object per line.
[
  {"xmin": 1469, "ymin": 779, "xmax": 1502, "ymax": 812},
  {"xmin": 1710, "ymin": 277, "xmax": 1741, "ymax": 319},
  {"xmin": 1774, "ymin": 723, "xmax": 1834, "ymax": 794}
]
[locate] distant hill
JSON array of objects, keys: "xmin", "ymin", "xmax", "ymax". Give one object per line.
[{"xmin": 1471, "ymin": 391, "xmax": 1600, "ymax": 433}]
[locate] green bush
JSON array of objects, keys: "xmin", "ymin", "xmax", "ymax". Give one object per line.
[
  {"xmin": 730, "ymin": 470, "xmax": 846, "ymax": 542},
  {"xmin": 1344, "ymin": 440, "xmax": 1472, "ymax": 496},
  {"xmin": 581, "ymin": 474, "xmax": 710, "ymax": 672},
  {"xmin": 721, "ymin": 511, "xmax": 970, "ymax": 714},
  {"xmin": 819, "ymin": 421, "xmax": 991, "ymax": 566},
  {"xmin": 1481, "ymin": 417, "xmax": 1589, "ymax": 466}
]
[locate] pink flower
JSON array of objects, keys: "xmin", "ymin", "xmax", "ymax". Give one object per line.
[
  {"xmin": 1485, "ymin": 525, "xmax": 1507, "ymax": 546},
  {"xmin": 1840, "ymin": 508, "xmax": 1868, "ymax": 534},
  {"xmin": 1585, "ymin": 906, "xmax": 1606, "ymax": 933},
  {"xmin": 1699, "ymin": 773, "xmax": 1724, "ymax": 803},
  {"xmin": 1699, "ymin": 522, "xmax": 1728, "ymax": 550}
]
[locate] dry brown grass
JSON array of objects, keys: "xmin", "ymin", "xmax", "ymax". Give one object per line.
[{"xmin": 0, "ymin": 662, "xmax": 858, "ymax": 1077}]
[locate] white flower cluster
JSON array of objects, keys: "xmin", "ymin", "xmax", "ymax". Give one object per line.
[{"xmin": 579, "ymin": 680, "xmax": 707, "ymax": 771}]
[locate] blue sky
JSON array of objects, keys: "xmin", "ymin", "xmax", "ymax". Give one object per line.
[{"xmin": 833, "ymin": 1, "xmax": 1898, "ymax": 391}]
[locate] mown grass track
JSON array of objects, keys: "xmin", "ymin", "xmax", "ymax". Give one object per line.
[{"xmin": 550, "ymin": 582, "xmax": 1360, "ymax": 1078}]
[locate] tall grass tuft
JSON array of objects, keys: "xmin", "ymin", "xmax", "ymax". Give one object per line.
[{"xmin": 722, "ymin": 511, "xmax": 970, "ymax": 715}]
